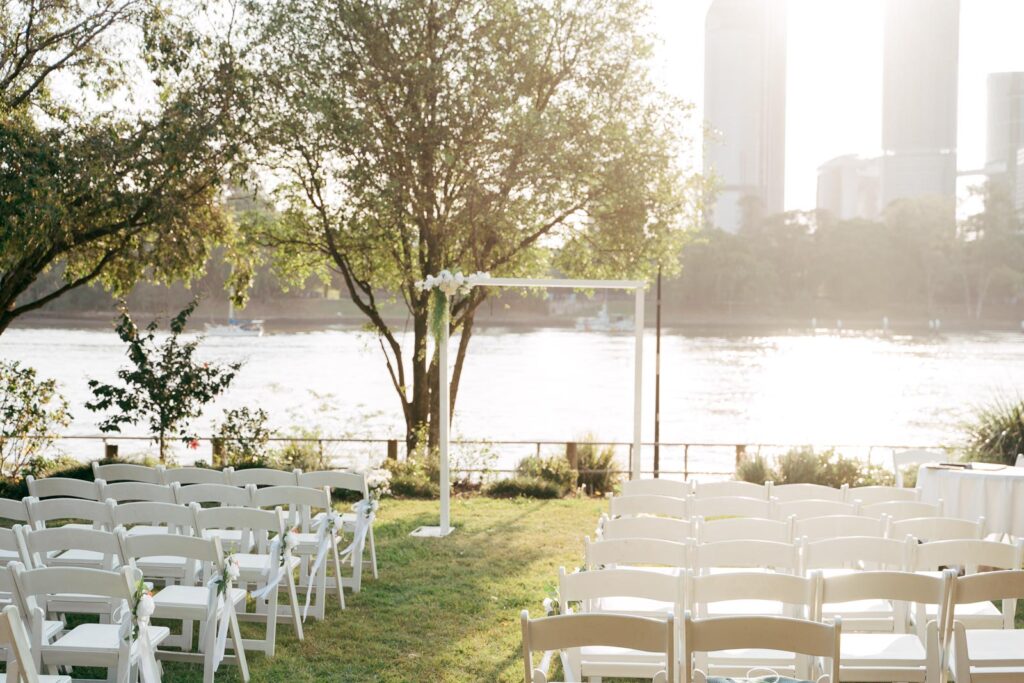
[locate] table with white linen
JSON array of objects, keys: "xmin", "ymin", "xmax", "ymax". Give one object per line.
[{"xmin": 917, "ymin": 464, "xmax": 1024, "ymax": 537}]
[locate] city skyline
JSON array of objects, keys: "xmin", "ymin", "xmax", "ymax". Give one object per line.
[{"xmin": 650, "ymin": 0, "xmax": 1024, "ymax": 213}]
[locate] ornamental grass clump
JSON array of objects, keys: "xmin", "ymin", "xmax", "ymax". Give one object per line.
[{"xmin": 962, "ymin": 396, "xmax": 1024, "ymax": 466}]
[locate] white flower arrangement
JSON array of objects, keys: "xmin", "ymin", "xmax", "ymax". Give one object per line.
[
  {"xmin": 213, "ymin": 555, "xmax": 241, "ymax": 597},
  {"xmin": 415, "ymin": 270, "xmax": 490, "ymax": 297}
]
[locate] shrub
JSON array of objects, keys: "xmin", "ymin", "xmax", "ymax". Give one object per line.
[
  {"xmin": 735, "ymin": 456, "xmax": 772, "ymax": 485},
  {"xmin": 962, "ymin": 396, "xmax": 1024, "ymax": 465},
  {"xmin": 575, "ymin": 436, "xmax": 621, "ymax": 496},
  {"xmin": 382, "ymin": 457, "xmax": 438, "ymax": 499},
  {"xmin": 0, "ymin": 360, "xmax": 71, "ymax": 479},
  {"xmin": 516, "ymin": 455, "xmax": 576, "ymax": 496},
  {"xmin": 270, "ymin": 428, "xmax": 331, "ymax": 471},
  {"xmin": 215, "ymin": 407, "xmax": 272, "ymax": 468},
  {"xmin": 737, "ymin": 447, "xmax": 894, "ymax": 488},
  {"xmin": 485, "ymin": 476, "xmax": 562, "ymax": 499}
]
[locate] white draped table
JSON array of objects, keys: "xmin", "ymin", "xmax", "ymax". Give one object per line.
[{"xmin": 917, "ymin": 464, "xmax": 1024, "ymax": 537}]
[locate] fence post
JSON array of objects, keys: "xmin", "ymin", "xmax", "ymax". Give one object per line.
[
  {"xmin": 735, "ymin": 444, "xmax": 747, "ymax": 471},
  {"xmin": 104, "ymin": 443, "xmax": 118, "ymax": 460},
  {"xmin": 684, "ymin": 444, "xmax": 690, "ymax": 481},
  {"xmin": 387, "ymin": 440, "xmax": 398, "ymax": 461},
  {"xmin": 565, "ymin": 442, "xmax": 578, "ymax": 470},
  {"xmin": 211, "ymin": 438, "xmax": 224, "ymax": 467}
]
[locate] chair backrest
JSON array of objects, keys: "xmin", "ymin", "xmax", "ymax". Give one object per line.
[
  {"xmin": 0, "ymin": 499, "xmax": 29, "ymax": 523},
  {"xmin": 799, "ymin": 536, "xmax": 909, "ymax": 573},
  {"xmin": 25, "ymin": 476, "xmax": 99, "ymax": 501},
  {"xmin": 889, "ymin": 516, "xmax": 984, "ymax": 541},
  {"xmin": 24, "ymin": 497, "xmax": 114, "ymax": 530},
  {"xmin": 162, "ymin": 467, "xmax": 230, "ymax": 485},
  {"xmin": 793, "ymin": 514, "xmax": 886, "ymax": 541},
  {"xmin": 691, "ymin": 480, "xmax": 766, "ymax": 500},
  {"xmin": 776, "ymin": 499, "xmax": 858, "ymax": 520},
  {"xmin": 861, "ymin": 499, "xmax": 943, "ymax": 521},
  {"xmin": 687, "ymin": 570, "xmax": 817, "ymax": 618},
  {"xmin": 609, "ymin": 494, "xmax": 688, "ymax": 520},
  {"xmin": 1015, "ymin": 453, "xmax": 1024, "ymax": 467},
  {"xmin": 192, "ymin": 504, "xmax": 284, "ymax": 553},
  {"xmin": 912, "ymin": 538, "xmax": 1023, "ymax": 575},
  {"xmin": 92, "ymin": 462, "xmax": 164, "ymax": 484},
  {"xmin": 120, "ymin": 529, "xmax": 223, "ymax": 569},
  {"xmin": 12, "ymin": 563, "xmax": 140, "ymax": 607},
  {"xmin": 229, "ymin": 467, "xmax": 300, "ymax": 487},
  {"xmin": 107, "ymin": 501, "xmax": 197, "ymax": 536},
  {"xmin": 695, "ymin": 516, "xmax": 791, "ymax": 544},
  {"xmin": 690, "ymin": 539, "xmax": 798, "ymax": 573},
  {"xmin": 17, "ymin": 526, "xmax": 123, "ymax": 570},
  {"xmin": 0, "ymin": 603, "xmax": 42, "ymax": 682},
  {"xmin": 297, "ymin": 470, "xmax": 368, "ymax": 497},
  {"xmin": 946, "ymin": 569, "xmax": 1024, "ymax": 635},
  {"xmin": 620, "ymin": 479, "xmax": 690, "ymax": 499},
  {"xmin": 770, "ymin": 483, "xmax": 846, "ymax": 502},
  {"xmin": 599, "ymin": 516, "xmax": 692, "ymax": 543},
  {"xmin": 817, "ymin": 570, "xmax": 950, "ymax": 626},
  {"xmin": 250, "ymin": 485, "xmax": 332, "ymax": 530},
  {"xmin": 683, "ymin": 614, "xmax": 840, "ymax": 683},
  {"xmin": 688, "ymin": 496, "xmax": 772, "ymax": 520},
  {"xmin": 846, "ymin": 485, "xmax": 920, "ymax": 505},
  {"xmin": 584, "ymin": 536, "xmax": 688, "ymax": 570},
  {"xmin": 173, "ymin": 482, "xmax": 253, "ymax": 507},
  {"xmin": 558, "ymin": 566, "xmax": 685, "ymax": 612},
  {"xmin": 97, "ymin": 480, "xmax": 176, "ymax": 504},
  {"xmin": 892, "ymin": 449, "xmax": 948, "ymax": 487},
  {"xmin": 521, "ymin": 611, "xmax": 674, "ymax": 683}
]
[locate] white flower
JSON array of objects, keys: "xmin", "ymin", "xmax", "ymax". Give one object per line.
[
  {"xmin": 137, "ymin": 593, "xmax": 155, "ymax": 621},
  {"xmin": 284, "ymin": 531, "xmax": 298, "ymax": 551},
  {"xmin": 225, "ymin": 559, "xmax": 240, "ymax": 582},
  {"xmin": 542, "ymin": 597, "xmax": 556, "ymax": 615}
]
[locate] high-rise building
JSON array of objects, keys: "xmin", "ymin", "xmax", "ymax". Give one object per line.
[
  {"xmin": 985, "ymin": 72, "xmax": 1024, "ymax": 208},
  {"xmin": 703, "ymin": 0, "xmax": 787, "ymax": 233},
  {"xmin": 881, "ymin": 0, "xmax": 959, "ymax": 209},
  {"xmin": 816, "ymin": 155, "xmax": 882, "ymax": 221}
]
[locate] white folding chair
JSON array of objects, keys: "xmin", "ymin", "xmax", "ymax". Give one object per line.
[
  {"xmin": 893, "ymin": 450, "xmax": 949, "ymax": 488},
  {"xmin": 794, "ymin": 514, "xmax": 887, "ymax": 541},
  {"xmin": 912, "ymin": 539, "xmax": 1023, "ymax": 631},
  {"xmin": 521, "ymin": 610, "xmax": 674, "ymax": 683},
  {"xmin": 297, "ymin": 470, "xmax": 379, "ymax": 582},
  {"xmin": 800, "ymin": 536, "xmax": 910, "ymax": 631},
  {"xmin": 862, "ymin": 500, "xmax": 944, "ymax": 521},
  {"xmin": 847, "ymin": 485, "xmax": 921, "ymax": 505},
  {"xmin": 609, "ymin": 495, "xmax": 688, "ymax": 520},
  {"xmin": 228, "ymin": 468, "xmax": 300, "ymax": 488},
  {"xmin": 770, "ymin": 482, "xmax": 847, "ymax": 502},
  {"xmin": 816, "ymin": 570, "xmax": 952, "ymax": 683},
  {"xmin": 0, "ymin": 603, "xmax": 71, "ymax": 683},
  {"xmin": 620, "ymin": 479, "xmax": 690, "ymax": 499},
  {"xmin": 0, "ymin": 500, "xmax": 29, "ymax": 524},
  {"xmin": 250, "ymin": 486, "xmax": 345, "ymax": 617},
  {"xmin": 688, "ymin": 496, "xmax": 772, "ymax": 520},
  {"xmin": 775, "ymin": 499, "xmax": 858, "ymax": 521},
  {"xmin": 119, "ymin": 531, "xmax": 249, "ymax": 682},
  {"xmin": 161, "ymin": 468, "xmax": 229, "ymax": 486},
  {"xmin": 689, "ymin": 539, "xmax": 799, "ymax": 575},
  {"xmin": 686, "ymin": 572, "xmax": 821, "ymax": 678},
  {"xmin": 96, "ymin": 481, "xmax": 175, "ymax": 505},
  {"xmin": 91, "ymin": 462, "xmax": 164, "ymax": 485},
  {"xmin": 191, "ymin": 505, "xmax": 303, "ymax": 656},
  {"xmin": 948, "ymin": 570, "xmax": 1024, "ymax": 683},
  {"xmin": 691, "ymin": 481, "xmax": 767, "ymax": 500},
  {"xmin": 584, "ymin": 536, "xmax": 688, "ymax": 572},
  {"xmin": 25, "ymin": 477, "xmax": 99, "ymax": 502},
  {"xmin": 598, "ymin": 516, "xmax": 693, "ymax": 544},
  {"xmin": 23, "ymin": 498, "xmax": 114, "ymax": 534},
  {"xmin": 0, "ymin": 566, "xmax": 63, "ymax": 662},
  {"xmin": 11, "ymin": 563, "xmax": 170, "ymax": 681},
  {"xmin": 890, "ymin": 516, "xmax": 986, "ymax": 542},
  {"xmin": 695, "ymin": 517, "xmax": 791, "ymax": 544},
  {"xmin": 106, "ymin": 501, "xmax": 196, "ymax": 538},
  {"xmin": 174, "ymin": 484, "xmax": 255, "ymax": 553},
  {"xmin": 682, "ymin": 613, "xmax": 841, "ymax": 683},
  {"xmin": 558, "ymin": 566, "xmax": 683, "ymax": 681},
  {"xmin": 0, "ymin": 527, "xmax": 23, "ymax": 568}
]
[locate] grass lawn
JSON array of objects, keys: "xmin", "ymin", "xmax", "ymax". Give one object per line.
[{"xmin": 162, "ymin": 497, "xmax": 605, "ymax": 682}]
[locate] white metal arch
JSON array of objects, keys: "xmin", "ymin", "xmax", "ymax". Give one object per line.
[{"xmin": 412, "ymin": 276, "xmax": 646, "ymax": 537}]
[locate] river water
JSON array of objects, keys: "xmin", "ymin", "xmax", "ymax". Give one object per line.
[{"xmin": 2, "ymin": 326, "xmax": 1022, "ymax": 474}]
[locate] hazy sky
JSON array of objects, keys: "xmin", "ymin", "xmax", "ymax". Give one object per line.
[{"xmin": 648, "ymin": 0, "xmax": 1024, "ymax": 212}]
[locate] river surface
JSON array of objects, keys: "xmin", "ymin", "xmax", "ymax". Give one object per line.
[{"xmin": 2, "ymin": 326, "xmax": 1022, "ymax": 474}]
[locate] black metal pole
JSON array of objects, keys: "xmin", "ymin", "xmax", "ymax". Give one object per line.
[{"xmin": 654, "ymin": 265, "xmax": 662, "ymax": 478}]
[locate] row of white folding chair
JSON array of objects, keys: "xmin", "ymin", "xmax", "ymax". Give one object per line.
[
  {"xmin": 621, "ymin": 478, "xmax": 923, "ymax": 505},
  {"xmin": 558, "ymin": 564, "xmax": 952, "ymax": 683},
  {"xmin": 90, "ymin": 463, "xmax": 370, "ymax": 496}
]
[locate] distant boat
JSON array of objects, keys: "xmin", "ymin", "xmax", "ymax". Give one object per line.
[
  {"xmin": 574, "ymin": 304, "xmax": 632, "ymax": 332},
  {"xmin": 205, "ymin": 300, "xmax": 264, "ymax": 337}
]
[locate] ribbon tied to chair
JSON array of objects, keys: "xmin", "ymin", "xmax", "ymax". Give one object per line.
[
  {"xmin": 134, "ymin": 593, "xmax": 162, "ymax": 683},
  {"xmin": 301, "ymin": 500, "xmax": 377, "ymax": 621},
  {"xmin": 207, "ymin": 556, "xmax": 242, "ymax": 671},
  {"xmin": 252, "ymin": 529, "xmax": 295, "ymax": 600}
]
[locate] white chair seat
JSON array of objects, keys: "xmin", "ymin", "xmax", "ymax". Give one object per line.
[
  {"xmin": 201, "ymin": 529, "xmax": 254, "ymax": 553},
  {"xmin": 840, "ymin": 632, "xmax": 927, "ymax": 665},
  {"xmin": 961, "ymin": 629, "xmax": 1024, "ymax": 666},
  {"xmin": 706, "ymin": 599, "xmax": 785, "ymax": 617},
  {"xmin": 153, "ymin": 585, "xmax": 246, "ymax": 617},
  {"xmin": 0, "ymin": 675, "xmax": 70, "ymax": 682},
  {"xmin": 595, "ymin": 596, "xmax": 674, "ymax": 615},
  {"xmin": 125, "ymin": 526, "xmax": 170, "ymax": 537},
  {"xmin": 233, "ymin": 552, "xmax": 301, "ymax": 580},
  {"xmin": 46, "ymin": 622, "xmax": 171, "ymax": 655},
  {"xmin": 579, "ymin": 645, "xmax": 667, "ymax": 678},
  {"xmin": 49, "ymin": 549, "xmax": 112, "ymax": 568}
]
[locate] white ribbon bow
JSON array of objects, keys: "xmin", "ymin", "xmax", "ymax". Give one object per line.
[
  {"xmin": 251, "ymin": 535, "xmax": 288, "ymax": 600},
  {"xmin": 134, "ymin": 593, "xmax": 162, "ymax": 683},
  {"xmin": 301, "ymin": 511, "xmax": 342, "ymax": 621},
  {"xmin": 206, "ymin": 558, "xmax": 242, "ymax": 671}
]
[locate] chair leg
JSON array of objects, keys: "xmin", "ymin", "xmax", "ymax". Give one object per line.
[
  {"xmin": 286, "ymin": 570, "xmax": 304, "ymax": 641},
  {"xmin": 350, "ymin": 541, "xmax": 364, "ymax": 594},
  {"xmin": 202, "ymin": 615, "xmax": 217, "ymax": 683},
  {"xmin": 229, "ymin": 605, "xmax": 250, "ymax": 683},
  {"xmin": 266, "ymin": 587, "xmax": 278, "ymax": 658},
  {"xmin": 368, "ymin": 526, "xmax": 378, "ymax": 579}
]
